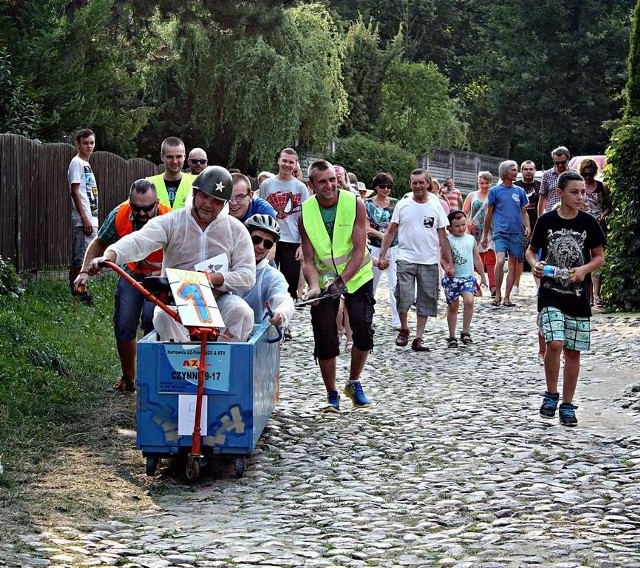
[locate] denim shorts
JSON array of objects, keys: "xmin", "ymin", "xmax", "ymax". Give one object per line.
[
  {"xmin": 540, "ymin": 306, "xmax": 591, "ymax": 351},
  {"xmin": 113, "ymin": 275, "xmax": 155, "ymax": 341},
  {"xmin": 71, "ymin": 225, "xmax": 97, "ymax": 268},
  {"xmin": 493, "ymin": 232, "xmax": 524, "ymax": 260},
  {"xmin": 442, "ymin": 275, "xmax": 477, "ymax": 304}
]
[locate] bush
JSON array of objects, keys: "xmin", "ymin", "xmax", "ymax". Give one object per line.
[
  {"xmin": 0, "ymin": 257, "xmax": 24, "ymax": 298},
  {"xmin": 332, "ymin": 134, "xmax": 418, "ymax": 198},
  {"xmin": 601, "ymin": 118, "xmax": 640, "ymax": 310}
]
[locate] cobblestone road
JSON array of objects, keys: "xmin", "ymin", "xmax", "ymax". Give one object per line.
[{"xmin": 5, "ymin": 276, "xmax": 640, "ymax": 567}]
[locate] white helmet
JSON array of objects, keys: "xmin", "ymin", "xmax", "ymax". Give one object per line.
[{"xmin": 244, "ymin": 214, "xmax": 281, "ymax": 241}]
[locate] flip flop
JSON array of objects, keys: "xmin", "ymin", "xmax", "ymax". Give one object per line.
[
  {"xmin": 502, "ymin": 301, "xmax": 516, "ymax": 307},
  {"xmin": 491, "ymin": 299, "xmax": 501, "ymax": 308}
]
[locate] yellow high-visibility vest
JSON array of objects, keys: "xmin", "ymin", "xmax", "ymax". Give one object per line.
[{"xmin": 302, "ymin": 190, "xmax": 372, "ymax": 292}]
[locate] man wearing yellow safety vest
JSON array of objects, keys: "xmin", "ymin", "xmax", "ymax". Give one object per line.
[
  {"xmin": 299, "ymin": 160, "xmax": 375, "ymax": 413},
  {"xmin": 73, "ymin": 179, "xmax": 171, "ymax": 392},
  {"xmin": 147, "ymin": 137, "xmax": 196, "ymax": 209}
]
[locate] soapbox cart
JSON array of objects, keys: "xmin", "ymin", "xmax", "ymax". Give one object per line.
[{"xmin": 103, "ymin": 261, "xmax": 281, "ymax": 481}]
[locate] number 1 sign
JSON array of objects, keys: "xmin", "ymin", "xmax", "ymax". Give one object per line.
[{"xmin": 165, "ymin": 268, "xmax": 226, "ymax": 329}]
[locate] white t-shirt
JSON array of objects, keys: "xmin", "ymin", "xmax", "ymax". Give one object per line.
[
  {"xmin": 260, "ymin": 177, "xmax": 309, "ymax": 243},
  {"xmin": 68, "ymin": 155, "xmax": 98, "ymax": 226},
  {"xmin": 391, "ymin": 196, "xmax": 449, "ymax": 265}
]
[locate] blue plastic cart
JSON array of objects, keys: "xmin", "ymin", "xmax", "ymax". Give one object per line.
[
  {"xmin": 101, "ymin": 261, "xmax": 280, "ymax": 480},
  {"xmin": 136, "ymin": 321, "xmax": 280, "ymax": 478}
]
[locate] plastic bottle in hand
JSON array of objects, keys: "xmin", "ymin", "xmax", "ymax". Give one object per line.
[{"xmin": 542, "ymin": 264, "xmax": 570, "ymax": 281}]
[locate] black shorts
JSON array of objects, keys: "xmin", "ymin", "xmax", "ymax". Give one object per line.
[
  {"xmin": 275, "ymin": 241, "xmax": 301, "ymax": 299},
  {"xmin": 310, "ymin": 279, "xmax": 375, "ymax": 360}
]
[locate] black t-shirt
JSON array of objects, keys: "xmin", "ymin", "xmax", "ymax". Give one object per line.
[
  {"xmin": 515, "ymin": 179, "xmax": 541, "ymax": 209},
  {"xmin": 165, "ymin": 179, "xmax": 181, "ymax": 207},
  {"xmin": 515, "ymin": 179, "xmax": 541, "ymax": 228},
  {"xmin": 530, "ymin": 210, "xmax": 606, "ymax": 317}
]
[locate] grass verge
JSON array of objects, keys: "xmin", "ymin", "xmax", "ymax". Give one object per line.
[{"xmin": 0, "ymin": 275, "xmax": 155, "ymax": 540}]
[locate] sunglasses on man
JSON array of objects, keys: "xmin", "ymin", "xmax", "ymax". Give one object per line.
[
  {"xmin": 189, "ymin": 159, "xmax": 207, "ymax": 165},
  {"xmin": 251, "ymin": 235, "xmax": 275, "ymax": 250},
  {"xmin": 130, "ymin": 202, "xmax": 157, "ymax": 213}
]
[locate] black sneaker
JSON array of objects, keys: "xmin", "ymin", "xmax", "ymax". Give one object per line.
[
  {"xmin": 540, "ymin": 391, "xmax": 559, "ymax": 418},
  {"xmin": 76, "ymin": 292, "xmax": 94, "ymax": 306},
  {"xmin": 559, "ymin": 402, "xmax": 578, "ymax": 427}
]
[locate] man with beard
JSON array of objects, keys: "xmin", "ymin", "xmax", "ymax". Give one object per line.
[{"xmin": 73, "ymin": 179, "xmax": 171, "ymax": 392}]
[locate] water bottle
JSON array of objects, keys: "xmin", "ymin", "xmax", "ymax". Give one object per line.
[{"xmin": 542, "ymin": 264, "xmax": 570, "ymax": 281}]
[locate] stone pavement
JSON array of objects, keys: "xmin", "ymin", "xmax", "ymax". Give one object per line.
[{"xmin": 5, "ymin": 275, "xmax": 640, "ymax": 567}]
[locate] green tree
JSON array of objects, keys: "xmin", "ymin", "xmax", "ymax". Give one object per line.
[
  {"xmin": 321, "ymin": 0, "xmax": 460, "ymax": 71},
  {"xmin": 0, "ymin": 49, "xmax": 41, "ymax": 138},
  {"xmin": 601, "ymin": 0, "xmax": 640, "ymax": 310},
  {"xmin": 140, "ymin": 3, "xmax": 346, "ymax": 170},
  {"xmin": 333, "ymin": 133, "xmax": 417, "ymax": 197},
  {"xmin": 457, "ymin": 0, "xmax": 633, "ymax": 166},
  {"xmin": 0, "ymin": 0, "xmax": 153, "ymax": 156},
  {"xmin": 625, "ymin": 0, "xmax": 640, "ymax": 119},
  {"xmin": 377, "ymin": 60, "xmax": 467, "ymax": 153},
  {"xmin": 339, "ymin": 16, "xmax": 402, "ymax": 137}
]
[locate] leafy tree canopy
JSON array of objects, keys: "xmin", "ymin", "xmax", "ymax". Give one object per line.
[{"xmin": 378, "ymin": 61, "xmax": 467, "ymax": 153}]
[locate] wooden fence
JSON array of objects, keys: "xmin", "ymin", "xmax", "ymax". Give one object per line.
[
  {"xmin": 0, "ymin": 134, "xmax": 161, "ymax": 274},
  {"xmin": 0, "ymin": 134, "xmax": 506, "ymax": 274},
  {"xmin": 418, "ymin": 147, "xmax": 504, "ymax": 196}
]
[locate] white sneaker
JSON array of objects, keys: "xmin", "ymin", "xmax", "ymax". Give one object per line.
[{"xmin": 512, "ymin": 286, "xmax": 519, "ymax": 295}]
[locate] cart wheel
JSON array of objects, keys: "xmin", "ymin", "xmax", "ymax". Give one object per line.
[
  {"xmin": 234, "ymin": 458, "xmax": 245, "ymax": 478},
  {"xmin": 185, "ymin": 457, "xmax": 200, "ymax": 482},
  {"xmin": 146, "ymin": 456, "xmax": 159, "ymax": 476}
]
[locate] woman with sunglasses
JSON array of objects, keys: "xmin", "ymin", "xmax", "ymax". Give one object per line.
[{"xmin": 366, "ymin": 172, "xmax": 401, "ymax": 330}]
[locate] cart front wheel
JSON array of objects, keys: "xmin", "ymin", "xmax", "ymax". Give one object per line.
[
  {"xmin": 146, "ymin": 456, "xmax": 159, "ymax": 476},
  {"xmin": 234, "ymin": 458, "xmax": 245, "ymax": 478},
  {"xmin": 185, "ymin": 457, "xmax": 200, "ymax": 481}
]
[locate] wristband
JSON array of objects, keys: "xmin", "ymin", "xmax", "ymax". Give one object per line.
[{"xmin": 78, "ymin": 270, "xmax": 89, "ymax": 276}]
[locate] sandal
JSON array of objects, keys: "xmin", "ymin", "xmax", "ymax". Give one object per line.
[
  {"xmin": 491, "ymin": 299, "xmax": 501, "ymax": 308},
  {"xmin": 395, "ymin": 328, "xmax": 410, "ymax": 347},
  {"xmin": 345, "ymin": 340, "xmax": 353, "ymax": 352},
  {"xmin": 460, "ymin": 332, "xmax": 473, "ymax": 345},
  {"xmin": 502, "ymin": 301, "xmax": 516, "ymax": 307},
  {"xmin": 446, "ymin": 337, "xmax": 459, "ymax": 348}
]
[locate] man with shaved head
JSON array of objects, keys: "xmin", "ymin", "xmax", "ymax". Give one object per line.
[{"xmin": 187, "ymin": 147, "xmax": 208, "ymax": 175}]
